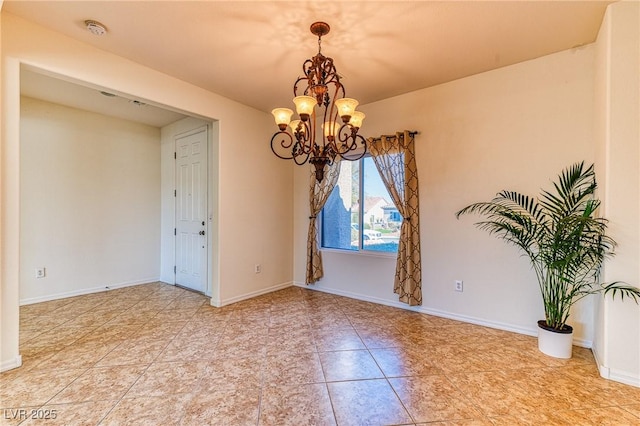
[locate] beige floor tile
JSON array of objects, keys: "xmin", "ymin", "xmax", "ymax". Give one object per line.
[
  {"xmin": 263, "ymin": 351, "xmax": 325, "ymax": 385},
  {"xmin": 96, "ymin": 337, "xmax": 170, "ymax": 367},
  {"xmin": 19, "ymin": 315, "xmax": 71, "ymax": 331},
  {"xmin": 156, "ymin": 336, "xmax": 219, "ymax": 362},
  {"xmin": 153, "ymin": 308, "xmax": 199, "ymax": 322},
  {"xmin": 8, "ymin": 283, "xmax": 640, "ymax": 425},
  {"xmin": 327, "ymin": 379, "xmax": 412, "ymax": 426},
  {"xmin": 164, "ymin": 298, "xmax": 206, "ymax": 311},
  {"xmin": 259, "ymin": 383, "xmax": 335, "ymax": 426},
  {"xmin": 0, "ymin": 368, "xmax": 86, "ymax": 407},
  {"xmin": 370, "ymin": 347, "xmax": 443, "ymax": 377},
  {"xmin": 621, "ymin": 404, "xmax": 640, "ymax": 419},
  {"xmin": 356, "ymin": 328, "xmax": 406, "ymax": 349},
  {"xmin": 448, "ymin": 370, "xmax": 555, "ymax": 417},
  {"xmin": 215, "ymin": 334, "xmax": 268, "ymax": 358},
  {"xmin": 319, "ymin": 350, "xmax": 384, "ymax": 382},
  {"xmin": 101, "ymin": 394, "xmax": 193, "ymax": 426},
  {"xmin": 18, "ymin": 400, "xmax": 117, "ymax": 426},
  {"xmin": 180, "ymin": 388, "xmax": 260, "ymax": 426},
  {"xmin": 306, "ymin": 313, "xmax": 353, "ymax": 331},
  {"xmin": 266, "ymin": 332, "xmax": 317, "ymax": 355},
  {"xmin": 313, "ymin": 328, "xmax": 366, "ymax": 352},
  {"xmin": 574, "ymin": 406, "xmax": 640, "ymax": 425},
  {"xmin": 421, "ymin": 419, "xmax": 495, "ymax": 426},
  {"xmin": 0, "ymin": 407, "xmax": 38, "ymax": 426},
  {"xmin": 124, "ymin": 361, "xmax": 207, "ymax": 398},
  {"xmin": 489, "ymin": 410, "xmax": 587, "ymax": 426},
  {"xmin": 34, "ymin": 342, "xmax": 116, "ymax": 370},
  {"xmin": 61, "ymin": 310, "xmax": 122, "ymax": 328},
  {"xmin": 18, "ymin": 329, "xmax": 44, "ymax": 345},
  {"xmin": 389, "ymin": 375, "xmax": 484, "ymax": 423},
  {"xmin": 128, "ymin": 320, "xmax": 187, "ymax": 339},
  {"xmin": 478, "ymin": 342, "xmax": 547, "ymax": 370},
  {"xmin": 22, "ymin": 326, "xmax": 92, "ymax": 353},
  {"xmin": 49, "ymin": 365, "xmax": 146, "ymax": 404},
  {"xmin": 81, "ymin": 324, "xmax": 142, "ymax": 343},
  {"xmin": 107, "ymin": 309, "xmax": 161, "ymax": 325},
  {"xmin": 435, "ymin": 346, "xmax": 495, "ymax": 374},
  {"xmin": 197, "ymin": 356, "xmax": 264, "ymax": 391},
  {"xmin": 177, "ymin": 320, "xmax": 224, "ymax": 340},
  {"xmin": 268, "ymin": 310, "xmax": 311, "ymax": 328}
]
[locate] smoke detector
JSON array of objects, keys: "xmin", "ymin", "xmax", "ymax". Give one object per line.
[{"xmin": 85, "ymin": 20, "xmax": 107, "ymax": 36}]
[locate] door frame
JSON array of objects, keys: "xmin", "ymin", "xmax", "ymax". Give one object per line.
[{"xmin": 161, "ymin": 117, "xmax": 218, "ymax": 300}]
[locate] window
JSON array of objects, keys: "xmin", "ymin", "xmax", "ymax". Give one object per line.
[{"xmin": 321, "ymin": 157, "xmax": 399, "ymax": 253}]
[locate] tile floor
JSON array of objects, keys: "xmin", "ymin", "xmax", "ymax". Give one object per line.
[{"xmin": 2, "ymin": 282, "xmax": 640, "ymax": 425}]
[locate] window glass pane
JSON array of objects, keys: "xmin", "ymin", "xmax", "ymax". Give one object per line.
[
  {"xmin": 321, "ymin": 161, "xmax": 359, "ymax": 250},
  {"xmin": 362, "ymin": 157, "xmax": 399, "ymax": 253}
]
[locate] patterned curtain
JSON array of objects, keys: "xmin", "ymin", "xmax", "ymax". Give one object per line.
[
  {"xmin": 367, "ymin": 131, "xmax": 422, "ymax": 306},
  {"xmin": 306, "ymin": 159, "xmax": 342, "ymax": 284}
]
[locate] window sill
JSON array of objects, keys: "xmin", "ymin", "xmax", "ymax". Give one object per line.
[{"xmin": 320, "ymin": 247, "xmax": 397, "ymax": 259}]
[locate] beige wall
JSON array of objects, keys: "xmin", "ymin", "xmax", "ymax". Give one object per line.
[
  {"xmin": 295, "ymin": 45, "xmax": 596, "ymax": 342},
  {"xmin": 20, "ymin": 97, "xmax": 161, "ymax": 303},
  {"xmin": 0, "ymin": 12, "xmax": 293, "ymax": 370},
  {"xmin": 593, "ymin": 1, "xmax": 640, "ymax": 387}
]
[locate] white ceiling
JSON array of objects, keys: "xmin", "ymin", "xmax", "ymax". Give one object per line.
[{"xmin": 5, "ymin": 0, "xmax": 613, "ymax": 125}]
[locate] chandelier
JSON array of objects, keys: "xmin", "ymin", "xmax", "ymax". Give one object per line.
[{"xmin": 270, "ymin": 22, "xmax": 367, "ymax": 183}]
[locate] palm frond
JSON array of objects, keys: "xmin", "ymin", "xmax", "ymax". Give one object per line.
[{"xmin": 603, "ymin": 282, "xmax": 640, "ymax": 303}]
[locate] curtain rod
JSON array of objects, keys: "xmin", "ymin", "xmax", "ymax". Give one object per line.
[{"xmin": 368, "ymin": 131, "xmax": 419, "ymax": 142}]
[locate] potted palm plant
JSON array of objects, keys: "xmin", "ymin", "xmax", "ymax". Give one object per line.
[{"xmin": 456, "ymin": 162, "xmax": 640, "ymax": 358}]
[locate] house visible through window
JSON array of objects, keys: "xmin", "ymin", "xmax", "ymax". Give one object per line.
[{"xmin": 321, "ymin": 157, "xmax": 400, "ymax": 253}]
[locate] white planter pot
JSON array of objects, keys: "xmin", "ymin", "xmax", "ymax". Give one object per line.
[{"xmin": 537, "ymin": 320, "xmax": 573, "ymax": 359}]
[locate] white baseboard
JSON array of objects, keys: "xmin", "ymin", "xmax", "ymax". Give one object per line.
[
  {"xmin": 592, "ymin": 348, "xmax": 640, "ymax": 388},
  {"xmin": 211, "ymin": 281, "xmax": 293, "ymax": 308},
  {"xmin": 0, "ymin": 355, "xmax": 22, "ymax": 373},
  {"xmin": 293, "ymin": 281, "xmax": 594, "ymax": 347},
  {"xmin": 19, "ymin": 277, "xmax": 160, "ymax": 306},
  {"xmin": 606, "ymin": 368, "xmax": 640, "ymax": 388}
]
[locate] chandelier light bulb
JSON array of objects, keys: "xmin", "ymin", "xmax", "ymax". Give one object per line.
[
  {"xmin": 322, "ymin": 121, "xmax": 338, "ymax": 139},
  {"xmin": 293, "ymin": 96, "xmax": 316, "ymax": 120},
  {"xmin": 272, "ymin": 108, "xmax": 293, "ymax": 130},
  {"xmin": 335, "ymin": 98, "xmax": 359, "ymax": 121},
  {"xmin": 349, "ymin": 111, "xmax": 366, "ymax": 129}
]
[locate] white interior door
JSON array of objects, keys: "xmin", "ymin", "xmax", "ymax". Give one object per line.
[{"xmin": 175, "ymin": 127, "xmax": 208, "ymax": 292}]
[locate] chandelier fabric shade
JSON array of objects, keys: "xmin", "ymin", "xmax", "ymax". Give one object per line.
[{"xmin": 270, "ymin": 22, "xmax": 367, "ymax": 183}]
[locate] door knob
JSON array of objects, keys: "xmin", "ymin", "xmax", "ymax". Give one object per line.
[{"xmin": 199, "ymin": 230, "xmax": 205, "ymax": 236}]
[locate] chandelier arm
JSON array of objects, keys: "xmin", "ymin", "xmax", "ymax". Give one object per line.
[
  {"xmin": 298, "ymin": 60, "xmax": 315, "ymax": 96},
  {"xmin": 301, "ymin": 121, "xmax": 312, "ymax": 146},
  {"xmin": 294, "ymin": 76, "xmax": 304, "ymax": 97},
  {"xmin": 293, "ymin": 124, "xmax": 312, "ymax": 156},
  {"xmin": 323, "ymin": 80, "xmax": 344, "ymax": 147},
  {"xmin": 335, "ymin": 125, "xmax": 367, "ymax": 159},
  {"xmin": 293, "ymin": 150, "xmax": 311, "ymax": 165},
  {"xmin": 321, "ymin": 58, "xmax": 340, "ymax": 87},
  {"xmin": 270, "ymin": 131, "xmax": 296, "ymax": 160}
]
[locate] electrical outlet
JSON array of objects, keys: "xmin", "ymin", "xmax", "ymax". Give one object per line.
[
  {"xmin": 455, "ymin": 280, "xmax": 463, "ymax": 292},
  {"xmin": 36, "ymin": 268, "xmax": 46, "ymax": 279},
  {"xmin": 255, "ymin": 264, "xmax": 261, "ymax": 274}
]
